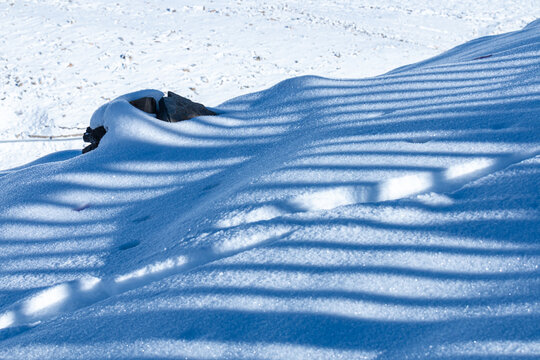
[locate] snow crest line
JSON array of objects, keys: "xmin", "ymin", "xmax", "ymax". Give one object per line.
[
  {"xmin": 289, "ymin": 150, "xmax": 539, "ymax": 212},
  {"xmin": 0, "ymin": 226, "xmax": 294, "ymax": 334}
]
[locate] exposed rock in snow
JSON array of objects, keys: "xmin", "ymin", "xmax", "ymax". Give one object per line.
[{"xmin": 157, "ymin": 92, "xmax": 217, "ymax": 123}]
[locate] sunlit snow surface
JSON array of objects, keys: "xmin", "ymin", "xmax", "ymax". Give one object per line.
[
  {"xmin": 0, "ymin": 18, "xmax": 539, "ymax": 360},
  {"xmin": 1, "ymin": 0, "xmax": 539, "ymax": 169}
]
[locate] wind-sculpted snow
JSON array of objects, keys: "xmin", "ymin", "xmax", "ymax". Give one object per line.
[
  {"xmin": 1, "ymin": 0, "xmax": 538, "ymax": 170},
  {"xmin": 0, "ymin": 21, "xmax": 539, "ymax": 359}
]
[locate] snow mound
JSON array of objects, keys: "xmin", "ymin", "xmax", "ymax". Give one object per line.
[{"xmin": 0, "ymin": 20, "xmax": 539, "ymax": 359}]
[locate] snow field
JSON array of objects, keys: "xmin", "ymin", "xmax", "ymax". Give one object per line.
[
  {"xmin": 0, "ymin": 5, "xmax": 538, "ymax": 360},
  {"xmin": 1, "ymin": 0, "xmax": 539, "ymax": 169}
]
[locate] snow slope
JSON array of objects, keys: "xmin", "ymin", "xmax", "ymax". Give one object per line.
[
  {"xmin": 0, "ymin": 18, "xmax": 539, "ymax": 360},
  {"xmin": 1, "ymin": 0, "xmax": 538, "ymax": 170}
]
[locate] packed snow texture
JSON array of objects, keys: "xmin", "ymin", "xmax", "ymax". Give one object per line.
[
  {"xmin": 1, "ymin": 0, "xmax": 539, "ymax": 169},
  {"xmin": 0, "ymin": 15, "xmax": 538, "ymax": 358}
]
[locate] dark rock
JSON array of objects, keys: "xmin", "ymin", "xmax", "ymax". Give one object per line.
[
  {"xmin": 167, "ymin": 91, "xmax": 217, "ymax": 117},
  {"xmin": 82, "ymin": 126, "xmax": 107, "ymax": 154},
  {"xmin": 129, "ymin": 97, "xmax": 157, "ymax": 114},
  {"xmin": 156, "ymin": 91, "xmax": 216, "ymax": 122},
  {"xmin": 82, "ymin": 143, "xmax": 98, "ymax": 154},
  {"xmin": 157, "ymin": 96, "xmax": 177, "ymax": 123}
]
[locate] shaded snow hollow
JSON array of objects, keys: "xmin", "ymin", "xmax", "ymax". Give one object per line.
[{"xmin": 0, "ymin": 20, "xmax": 539, "ymax": 359}]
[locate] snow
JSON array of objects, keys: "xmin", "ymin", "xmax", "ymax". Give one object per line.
[
  {"xmin": 0, "ymin": 1, "xmax": 539, "ymax": 359},
  {"xmin": 1, "ymin": 0, "xmax": 539, "ymax": 169}
]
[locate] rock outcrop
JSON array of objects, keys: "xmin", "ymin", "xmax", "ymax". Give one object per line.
[{"xmin": 157, "ymin": 91, "xmax": 216, "ymax": 123}]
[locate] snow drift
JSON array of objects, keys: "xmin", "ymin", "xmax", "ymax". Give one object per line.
[{"xmin": 0, "ymin": 20, "xmax": 539, "ymax": 359}]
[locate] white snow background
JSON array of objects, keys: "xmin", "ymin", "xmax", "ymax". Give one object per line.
[{"xmin": 0, "ymin": 1, "xmax": 539, "ymax": 359}]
